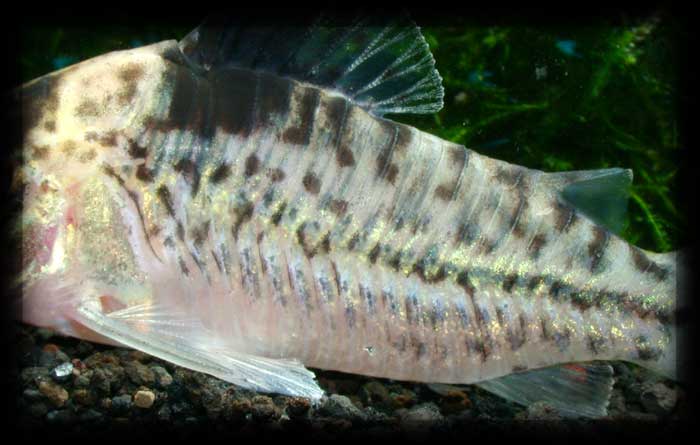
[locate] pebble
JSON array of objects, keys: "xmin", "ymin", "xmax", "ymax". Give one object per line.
[
  {"xmin": 151, "ymin": 365, "xmax": 173, "ymax": 388},
  {"xmin": 73, "ymin": 388, "xmax": 96, "ymax": 406},
  {"xmin": 38, "ymin": 380, "xmax": 69, "ymax": 407},
  {"xmin": 20, "ymin": 366, "xmax": 49, "ymax": 386},
  {"xmin": 251, "ymin": 395, "xmax": 279, "ymax": 421},
  {"xmin": 23, "ymin": 388, "xmax": 43, "ymax": 402},
  {"xmin": 28, "ymin": 402, "xmax": 48, "ymax": 418},
  {"xmin": 46, "ymin": 409, "xmax": 76, "ymax": 424},
  {"xmin": 361, "ymin": 381, "xmax": 391, "ymax": 407},
  {"xmin": 51, "ymin": 362, "xmax": 74, "ymax": 382},
  {"xmin": 111, "ymin": 394, "xmax": 133, "ymax": 414},
  {"xmin": 640, "ymin": 382, "xmax": 678, "ymax": 415},
  {"xmin": 124, "ymin": 361, "xmax": 155, "ymax": 385},
  {"xmin": 320, "ymin": 394, "xmax": 367, "ymax": 422},
  {"xmin": 134, "ymin": 390, "xmax": 156, "ymax": 409},
  {"xmin": 400, "ymin": 403, "xmax": 444, "ymax": 432}
]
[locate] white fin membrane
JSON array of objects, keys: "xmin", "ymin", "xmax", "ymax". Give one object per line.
[
  {"xmin": 475, "ymin": 362, "xmax": 615, "ymax": 418},
  {"xmin": 177, "ymin": 13, "xmax": 444, "ymax": 116},
  {"xmin": 73, "ymin": 298, "xmax": 324, "ymax": 400}
]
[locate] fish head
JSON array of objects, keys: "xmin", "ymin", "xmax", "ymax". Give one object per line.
[{"xmin": 15, "ymin": 40, "xmax": 178, "ymax": 340}]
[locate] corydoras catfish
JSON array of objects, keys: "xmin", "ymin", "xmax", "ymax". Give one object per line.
[{"xmin": 14, "ymin": 16, "xmax": 682, "ymax": 418}]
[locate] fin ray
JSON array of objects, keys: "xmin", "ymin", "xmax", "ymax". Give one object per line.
[
  {"xmin": 475, "ymin": 362, "xmax": 615, "ymax": 418},
  {"xmin": 178, "ymin": 13, "xmax": 444, "ymax": 116}
]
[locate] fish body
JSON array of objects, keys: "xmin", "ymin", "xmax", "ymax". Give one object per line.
[{"xmin": 14, "ymin": 18, "xmax": 679, "ymax": 417}]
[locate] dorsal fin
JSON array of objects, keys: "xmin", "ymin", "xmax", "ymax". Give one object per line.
[
  {"xmin": 177, "ymin": 14, "xmax": 444, "ymax": 117},
  {"xmin": 544, "ymin": 168, "xmax": 633, "ymax": 235}
]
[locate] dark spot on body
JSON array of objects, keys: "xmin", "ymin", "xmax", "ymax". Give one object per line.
[
  {"xmin": 571, "ymin": 292, "xmax": 594, "ymax": 312},
  {"xmin": 282, "ymin": 86, "xmax": 319, "ymax": 146},
  {"xmin": 394, "ymin": 125, "xmax": 413, "ymax": 154},
  {"xmin": 386, "ymin": 164, "xmax": 399, "ymax": 185},
  {"xmin": 512, "ymin": 365, "xmax": 528, "ymax": 373},
  {"xmin": 549, "ymin": 280, "xmax": 565, "ymax": 300},
  {"xmin": 528, "ymin": 233, "xmax": 547, "ymax": 259},
  {"xmin": 337, "ymin": 147, "xmax": 355, "ymax": 167},
  {"xmin": 329, "ymin": 199, "xmax": 348, "ymax": 216},
  {"xmin": 554, "ymin": 200, "xmax": 578, "ymax": 233},
  {"xmin": 232, "ymin": 201, "xmax": 254, "ymax": 240},
  {"xmin": 449, "ymin": 145, "xmax": 468, "ymax": 170},
  {"xmin": 117, "ymin": 63, "xmax": 144, "ymax": 105},
  {"xmin": 244, "ymin": 154, "xmax": 259, "ymax": 177},
  {"xmin": 192, "ymin": 221, "xmax": 210, "ymax": 247},
  {"xmin": 347, "ymin": 232, "xmax": 360, "ymax": 251},
  {"xmin": 435, "ymin": 181, "xmax": 458, "ymax": 201},
  {"xmin": 588, "ymin": 226, "xmax": 610, "ymax": 273},
  {"xmin": 96, "ymin": 131, "xmax": 117, "ymax": 147},
  {"xmin": 174, "ymin": 158, "xmax": 201, "ymax": 196},
  {"xmin": 101, "ymin": 165, "xmax": 125, "ymax": 185},
  {"xmin": 510, "ymin": 193, "xmax": 529, "ymax": 238},
  {"xmin": 587, "ymin": 334, "xmax": 606, "ymax": 355},
  {"xmin": 527, "ymin": 275, "xmax": 544, "ymax": 291},
  {"xmin": 44, "ymin": 121, "xmax": 55, "ymax": 132},
  {"xmin": 456, "ymin": 271, "xmax": 475, "ymax": 297},
  {"xmin": 494, "ymin": 166, "xmax": 523, "ymax": 187},
  {"xmin": 319, "ymin": 233, "xmax": 331, "ymax": 253},
  {"xmin": 127, "ymin": 140, "xmax": 148, "ymax": 158},
  {"xmin": 176, "ymin": 222, "xmax": 185, "ymax": 242},
  {"xmin": 178, "ymin": 257, "xmax": 189, "ymax": 276},
  {"xmin": 157, "ymin": 185, "xmax": 175, "ymax": 216},
  {"xmin": 269, "ymin": 168, "xmax": 285, "ymax": 182},
  {"xmin": 635, "ymin": 335, "xmax": 663, "ymax": 361},
  {"xmin": 456, "ymin": 222, "xmax": 478, "ymax": 245},
  {"xmin": 32, "ymin": 145, "xmax": 49, "ymax": 160},
  {"xmin": 495, "ymin": 307, "xmax": 505, "ymax": 326},
  {"xmin": 271, "ymin": 201, "xmax": 287, "ymax": 225},
  {"xmin": 368, "ymin": 243, "xmax": 381, "ymax": 264},
  {"xmin": 136, "ymin": 165, "xmax": 153, "ymax": 182},
  {"xmin": 502, "ymin": 274, "xmax": 518, "ymax": 292},
  {"xmin": 211, "ymin": 163, "xmax": 231, "ymax": 184},
  {"xmin": 630, "ymin": 247, "xmax": 670, "ymax": 281},
  {"xmin": 302, "ymin": 172, "xmax": 321, "ymax": 194}
]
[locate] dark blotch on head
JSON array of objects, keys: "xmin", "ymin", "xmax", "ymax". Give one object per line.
[
  {"xmin": 282, "ymin": 86, "xmax": 320, "ymax": 146},
  {"xmin": 244, "ymin": 154, "xmax": 259, "ymax": 178},
  {"xmin": 302, "ymin": 172, "xmax": 321, "ymax": 195},
  {"xmin": 75, "ymin": 100, "xmax": 100, "ymax": 118},
  {"xmin": 588, "ymin": 226, "xmax": 610, "ymax": 274},
  {"xmin": 630, "ymin": 247, "xmax": 670, "ymax": 281},
  {"xmin": 117, "ymin": 63, "xmax": 144, "ymax": 105}
]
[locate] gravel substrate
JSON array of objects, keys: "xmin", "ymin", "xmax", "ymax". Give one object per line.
[{"xmin": 14, "ymin": 323, "xmax": 689, "ymax": 438}]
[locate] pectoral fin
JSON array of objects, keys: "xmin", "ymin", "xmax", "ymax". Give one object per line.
[{"xmin": 73, "ymin": 297, "xmax": 324, "ymax": 400}]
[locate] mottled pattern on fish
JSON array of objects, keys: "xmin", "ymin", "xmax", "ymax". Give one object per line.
[{"xmin": 18, "ymin": 38, "xmax": 676, "ymax": 388}]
